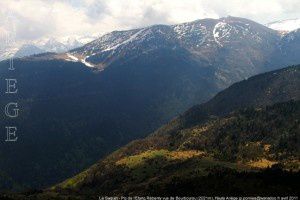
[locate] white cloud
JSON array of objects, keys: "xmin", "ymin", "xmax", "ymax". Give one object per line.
[{"xmin": 0, "ymin": 0, "xmax": 299, "ymax": 43}]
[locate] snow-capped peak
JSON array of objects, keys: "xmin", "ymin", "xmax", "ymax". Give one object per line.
[{"xmin": 267, "ymin": 18, "xmax": 300, "ymax": 32}]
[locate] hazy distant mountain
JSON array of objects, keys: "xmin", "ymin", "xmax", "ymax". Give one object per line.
[
  {"xmin": 0, "ymin": 45, "xmax": 19, "ymax": 61},
  {"xmin": 0, "ymin": 16, "xmax": 300, "ymax": 191},
  {"xmin": 63, "ymin": 38, "xmax": 84, "ymax": 50},
  {"xmin": 276, "ymin": 29, "xmax": 300, "ymax": 65},
  {"xmin": 14, "ymin": 44, "xmax": 44, "ymax": 58},
  {"xmin": 267, "ymin": 18, "xmax": 300, "ymax": 32},
  {"xmin": 0, "ymin": 36, "xmax": 96, "ymax": 61},
  {"xmin": 40, "ymin": 38, "xmax": 69, "ymax": 53}
]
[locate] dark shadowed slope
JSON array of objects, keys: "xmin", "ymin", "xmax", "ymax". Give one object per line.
[{"xmin": 43, "ymin": 65, "xmax": 300, "ymax": 198}]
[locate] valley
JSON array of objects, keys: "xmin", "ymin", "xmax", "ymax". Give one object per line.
[{"xmin": 1, "ymin": 65, "xmax": 299, "ymax": 199}]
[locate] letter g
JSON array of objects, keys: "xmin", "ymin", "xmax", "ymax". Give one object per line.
[{"xmin": 5, "ymin": 102, "xmax": 19, "ymax": 118}]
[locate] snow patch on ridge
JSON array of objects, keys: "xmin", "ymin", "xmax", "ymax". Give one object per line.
[
  {"xmin": 65, "ymin": 53, "xmax": 94, "ymax": 68},
  {"xmin": 66, "ymin": 53, "xmax": 79, "ymax": 62},
  {"xmin": 213, "ymin": 22, "xmax": 232, "ymax": 46},
  {"xmin": 102, "ymin": 29, "xmax": 145, "ymax": 52},
  {"xmin": 81, "ymin": 57, "xmax": 94, "ymax": 68}
]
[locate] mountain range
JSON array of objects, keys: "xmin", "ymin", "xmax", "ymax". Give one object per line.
[
  {"xmin": 1, "ymin": 17, "xmax": 300, "ymax": 65},
  {"xmin": 65, "ymin": 16, "xmax": 300, "ymax": 85},
  {"xmin": 0, "ymin": 16, "xmax": 299, "ymax": 192}
]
